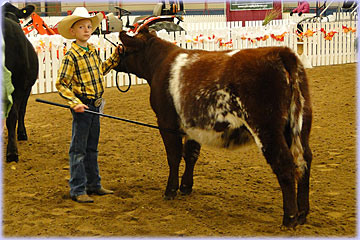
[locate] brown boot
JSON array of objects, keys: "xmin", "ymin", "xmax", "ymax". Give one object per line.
[
  {"xmin": 87, "ymin": 187, "xmax": 114, "ymax": 196},
  {"xmin": 72, "ymin": 194, "xmax": 94, "ymax": 203}
]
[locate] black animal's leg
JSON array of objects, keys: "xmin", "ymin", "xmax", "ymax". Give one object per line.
[
  {"xmin": 261, "ymin": 132, "xmax": 298, "ymax": 228},
  {"xmin": 180, "ymin": 139, "xmax": 201, "ymax": 195},
  {"xmin": 159, "ymin": 129, "xmax": 183, "ymax": 200},
  {"xmin": 296, "ymin": 112, "xmax": 312, "ymax": 225},
  {"xmin": 296, "ymin": 144, "xmax": 312, "ymax": 225},
  {"xmin": 6, "ymin": 92, "xmax": 20, "ymax": 163},
  {"xmin": 17, "ymin": 88, "xmax": 31, "ymax": 141}
]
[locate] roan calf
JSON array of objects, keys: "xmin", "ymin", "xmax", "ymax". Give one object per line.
[{"xmin": 115, "ymin": 26, "xmax": 312, "ymax": 228}]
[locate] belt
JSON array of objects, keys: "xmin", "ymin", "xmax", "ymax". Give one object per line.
[{"xmin": 77, "ymin": 96, "xmax": 103, "ymax": 107}]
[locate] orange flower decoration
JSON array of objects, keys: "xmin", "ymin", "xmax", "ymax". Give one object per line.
[
  {"xmin": 270, "ymin": 32, "xmax": 286, "ymax": 42},
  {"xmin": 342, "ymin": 25, "xmax": 357, "ymax": 33},
  {"xmin": 324, "ymin": 31, "xmax": 337, "ymax": 40},
  {"xmin": 304, "ymin": 29, "xmax": 314, "ymax": 37}
]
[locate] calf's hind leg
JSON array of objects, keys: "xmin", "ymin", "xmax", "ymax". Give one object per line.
[
  {"xmin": 17, "ymin": 88, "xmax": 31, "ymax": 141},
  {"xmin": 261, "ymin": 132, "xmax": 298, "ymax": 227},
  {"xmin": 296, "ymin": 115, "xmax": 312, "ymax": 224},
  {"xmin": 180, "ymin": 139, "xmax": 201, "ymax": 195},
  {"xmin": 296, "ymin": 143, "xmax": 312, "ymax": 225}
]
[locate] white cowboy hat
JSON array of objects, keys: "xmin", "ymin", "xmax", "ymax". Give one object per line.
[{"xmin": 57, "ymin": 7, "xmax": 103, "ymax": 39}]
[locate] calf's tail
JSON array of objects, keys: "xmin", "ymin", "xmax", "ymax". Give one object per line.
[{"xmin": 279, "ymin": 48, "xmax": 306, "ymax": 181}]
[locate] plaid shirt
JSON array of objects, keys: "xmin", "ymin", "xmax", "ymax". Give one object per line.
[{"xmin": 56, "ymin": 42, "xmax": 120, "ymax": 108}]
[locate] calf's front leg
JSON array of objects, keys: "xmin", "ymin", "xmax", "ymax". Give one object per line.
[
  {"xmin": 159, "ymin": 129, "xmax": 183, "ymax": 199},
  {"xmin": 6, "ymin": 92, "xmax": 20, "ymax": 163}
]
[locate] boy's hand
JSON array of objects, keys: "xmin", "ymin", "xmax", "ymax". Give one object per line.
[
  {"xmin": 73, "ymin": 104, "xmax": 89, "ymax": 113},
  {"xmin": 117, "ymin": 45, "xmax": 123, "ymax": 53}
]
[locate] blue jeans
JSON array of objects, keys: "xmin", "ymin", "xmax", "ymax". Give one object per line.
[{"xmin": 69, "ymin": 104, "xmax": 102, "ymax": 198}]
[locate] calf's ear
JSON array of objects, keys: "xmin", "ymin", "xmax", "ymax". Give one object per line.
[
  {"xmin": 3, "ymin": 2, "xmax": 34, "ymax": 19},
  {"xmin": 20, "ymin": 5, "xmax": 35, "ymax": 18},
  {"xmin": 149, "ymin": 29, "xmax": 157, "ymax": 36},
  {"xmin": 137, "ymin": 25, "xmax": 149, "ymax": 34},
  {"xmin": 119, "ymin": 31, "xmax": 144, "ymax": 49}
]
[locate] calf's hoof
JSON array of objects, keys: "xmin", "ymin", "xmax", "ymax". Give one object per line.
[
  {"xmin": 282, "ymin": 215, "xmax": 298, "ymax": 229},
  {"xmin": 164, "ymin": 189, "xmax": 177, "ymax": 200},
  {"xmin": 6, "ymin": 154, "xmax": 19, "ymax": 163},
  {"xmin": 297, "ymin": 211, "xmax": 308, "ymax": 225},
  {"xmin": 180, "ymin": 184, "xmax": 193, "ymax": 195},
  {"xmin": 17, "ymin": 132, "xmax": 28, "ymax": 141}
]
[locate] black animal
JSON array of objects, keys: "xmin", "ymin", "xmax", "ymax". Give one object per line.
[
  {"xmin": 116, "ymin": 26, "xmax": 313, "ymax": 228},
  {"xmin": 2, "ymin": 3, "xmax": 39, "ymax": 162}
]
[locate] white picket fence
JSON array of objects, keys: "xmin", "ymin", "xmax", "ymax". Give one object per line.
[
  {"xmin": 29, "ymin": 18, "xmax": 357, "ymax": 95},
  {"xmin": 301, "ymin": 21, "xmax": 357, "ymax": 66}
]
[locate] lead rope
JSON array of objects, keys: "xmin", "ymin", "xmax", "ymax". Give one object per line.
[
  {"xmin": 103, "ymin": 35, "xmax": 132, "ymax": 93},
  {"xmin": 116, "ymin": 45, "xmax": 132, "ymax": 93}
]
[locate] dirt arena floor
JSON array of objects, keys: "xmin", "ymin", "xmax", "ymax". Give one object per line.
[{"xmin": 2, "ymin": 63, "xmax": 357, "ymax": 237}]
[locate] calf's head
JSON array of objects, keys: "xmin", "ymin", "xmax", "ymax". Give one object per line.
[
  {"xmin": 114, "ymin": 26, "xmax": 156, "ymax": 75},
  {"xmin": 2, "ymin": 2, "xmax": 35, "ymax": 23}
]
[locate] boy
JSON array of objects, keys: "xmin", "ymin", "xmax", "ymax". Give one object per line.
[{"xmin": 56, "ymin": 7, "xmax": 122, "ymax": 203}]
